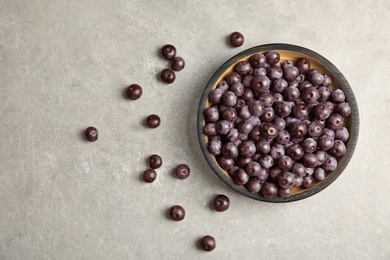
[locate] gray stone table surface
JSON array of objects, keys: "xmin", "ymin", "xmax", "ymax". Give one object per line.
[{"xmin": 1, "ymin": 0, "xmax": 389, "ymax": 259}]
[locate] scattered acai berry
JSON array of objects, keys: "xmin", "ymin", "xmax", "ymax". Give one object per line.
[
  {"xmin": 126, "ymin": 84, "xmax": 143, "ymax": 100},
  {"xmin": 142, "ymin": 169, "xmax": 157, "ymax": 183},
  {"xmin": 85, "ymin": 126, "xmax": 98, "ymax": 142},
  {"xmin": 146, "ymin": 114, "xmax": 161, "ymax": 128},
  {"xmin": 229, "ymin": 32, "xmax": 244, "ymax": 47},
  {"xmin": 169, "ymin": 205, "xmax": 186, "ymax": 221},
  {"xmin": 149, "ymin": 154, "xmax": 163, "ymax": 169},
  {"xmin": 213, "ymin": 194, "xmax": 230, "ymax": 212},
  {"xmin": 161, "ymin": 44, "xmax": 176, "ymax": 60},
  {"xmin": 174, "ymin": 164, "xmax": 191, "ymax": 180},
  {"xmin": 199, "ymin": 235, "xmax": 216, "ymax": 252},
  {"xmin": 160, "ymin": 68, "xmax": 176, "ymax": 84}
]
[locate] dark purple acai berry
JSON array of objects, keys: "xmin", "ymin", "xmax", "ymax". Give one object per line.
[
  {"xmin": 273, "ymin": 93, "xmax": 284, "ymax": 103},
  {"xmin": 146, "ymin": 114, "xmax": 161, "ymax": 128},
  {"xmin": 329, "ymin": 140, "xmax": 347, "ymax": 157},
  {"xmin": 142, "ymin": 169, "xmax": 157, "ymax": 183},
  {"xmin": 298, "ymin": 80, "xmax": 313, "ymax": 91},
  {"xmin": 313, "ymin": 168, "xmax": 326, "ymax": 181},
  {"xmin": 250, "ymin": 53, "xmax": 267, "ymax": 68},
  {"xmin": 233, "ymin": 168, "xmax": 249, "ymax": 185},
  {"xmin": 302, "ymin": 175, "xmax": 314, "ymax": 188},
  {"xmin": 296, "ymin": 58, "xmax": 311, "ymax": 74},
  {"xmin": 259, "ymin": 92, "xmax": 275, "ymax": 107},
  {"xmin": 301, "ymin": 153, "xmax": 319, "ymax": 168},
  {"xmin": 169, "ymin": 205, "xmax": 185, "ymax": 221},
  {"xmin": 248, "ymin": 100, "xmax": 265, "ymax": 117},
  {"xmin": 231, "ymin": 83, "xmax": 245, "ymax": 97},
  {"xmin": 216, "ymin": 120, "xmax": 231, "ymax": 135},
  {"xmin": 307, "ymin": 121, "xmax": 323, "ymax": 138},
  {"xmin": 265, "ymin": 50, "xmax": 280, "ymax": 65},
  {"xmin": 126, "ymin": 84, "xmax": 143, "ymax": 100},
  {"xmin": 322, "ymin": 156, "xmax": 337, "ymax": 172},
  {"xmin": 174, "ymin": 164, "xmax": 191, "ymax": 179},
  {"xmin": 274, "ymin": 117, "xmax": 286, "ymax": 131},
  {"xmin": 259, "ymin": 155, "xmax": 274, "ymax": 169},
  {"xmin": 209, "ymin": 88, "xmax": 224, "ymax": 104},
  {"xmin": 308, "ymin": 72, "xmax": 324, "ymax": 86},
  {"xmin": 161, "ymin": 44, "xmax": 176, "ymax": 60},
  {"xmin": 204, "ymin": 123, "xmax": 217, "ymax": 136},
  {"xmin": 291, "ymin": 162, "xmax": 306, "ymax": 177},
  {"xmin": 226, "ymin": 72, "xmax": 241, "ymax": 86},
  {"xmin": 334, "ymin": 102, "xmax": 351, "ymax": 117},
  {"xmin": 85, "ymin": 126, "xmax": 98, "ymax": 142},
  {"xmin": 229, "ymin": 32, "xmax": 244, "ymax": 47},
  {"xmin": 315, "ymin": 150, "xmax": 327, "ymax": 165},
  {"xmin": 270, "ymin": 144, "xmax": 285, "ymax": 159},
  {"xmin": 302, "ymin": 138, "xmax": 317, "ymax": 153},
  {"xmin": 260, "ymin": 107, "xmax": 275, "ymax": 122},
  {"xmin": 323, "ymin": 128, "xmax": 335, "ymax": 139},
  {"xmin": 278, "ymin": 156, "xmax": 294, "ymax": 171},
  {"xmin": 301, "ymin": 86, "xmax": 319, "ymax": 103},
  {"xmin": 200, "ymin": 235, "xmax": 216, "ymax": 252},
  {"xmin": 222, "ymin": 142, "xmax": 239, "ymax": 159},
  {"xmin": 222, "ymin": 91, "xmax": 237, "ymax": 107},
  {"xmin": 213, "ymin": 194, "xmax": 230, "ymax": 212},
  {"xmin": 238, "ymin": 119, "xmax": 254, "ymax": 134},
  {"xmin": 235, "ymin": 61, "xmax": 252, "ymax": 74},
  {"xmin": 331, "ymin": 89, "xmax": 346, "ymax": 103},
  {"xmin": 217, "ymin": 80, "xmax": 229, "ymax": 92},
  {"xmin": 286, "ymin": 144, "xmax": 304, "ymax": 160},
  {"xmin": 278, "ymin": 171, "xmax": 295, "ymax": 188},
  {"xmin": 275, "ymin": 101, "xmax": 292, "ymax": 118},
  {"xmin": 335, "ymin": 127, "xmax": 349, "ymax": 142},
  {"xmin": 278, "ymin": 187, "xmax": 292, "ymax": 198},
  {"xmin": 160, "ymin": 68, "xmax": 176, "ymax": 83},
  {"xmin": 326, "ymin": 114, "xmax": 344, "ymax": 130},
  {"xmin": 268, "ymin": 66, "xmax": 283, "ymax": 80},
  {"xmin": 256, "ymin": 140, "xmax": 271, "ymax": 155},
  {"xmin": 273, "ymin": 79, "xmax": 288, "ymax": 93},
  {"xmin": 204, "ymin": 107, "xmax": 219, "ymax": 123},
  {"xmin": 318, "ymin": 135, "xmax": 335, "ymax": 151},
  {"xmin": 322, "ymin": 75, "xmax": 332, "ymax": 87},
  {"xmin": 223, "ymin": 108, "xmax": 237, "ymax": 123},
  {"xmin": 253, "ymin": 67, "xmax": 268, "ymax": 76},
  {"xmin": 246, "ymin": 178, "xmax": 262, "ymax": 193},
  {"xmin": 312, "ymin": 103, "xmax": 331, "ymax": 120},
  {"xmin": 317, "ymin": 86, "xmax": 331, "ymax": 102},
  {"xmin": 149, "ymin": 154, "xmax": 163, "ymax": 169},
  {"xmin": 261, "ymin": 182, "xmax": 278, "ymax": 198},
  {"xmin": 246, "ymin": 161, "xmax": 261, "ymax": 177},
  {"xmin": 208, "ymin": 139, "xmax": 222, "ymax": 155},
  {"xmin": 239, "ymin": 141, "xmax": 256, "ymax": 157},
  {"xmin": 217, "ymin": 156, "xmax": 234, "ymax": 170},
  {"xmin": 284, "ymin": 66, "xmax": 299, "ymax": 81},
  {"xmin": 289, "ymin": 122, "xmax": 307, "ymax": 139},
  {"xmin": 241, "ymin": 74, "xmax": 254, "ymax": 88},
  {"xmin": 292, "ymin": 104, "xmax": 309, "ymax": 119},
  {"xmin": 284, "ymin": 86, "xmax": 300, "ymax": 101},
  {"xmin": 252, "ymin": 75, "xmax": 271, "ymax": 93},
  {"xmin": 170, "ymin": 57, "xmax": 185, "ymax": 71},
  {"xmin": 261, "ymin": 123, "xmax": 278, "ymax": 139}
]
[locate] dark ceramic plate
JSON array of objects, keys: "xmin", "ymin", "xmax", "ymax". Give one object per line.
[{"xmin": 197, "ymin": 44, "xmax": 359, "ymax": 202}]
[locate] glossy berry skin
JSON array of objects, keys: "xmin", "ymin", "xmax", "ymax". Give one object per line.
[
  {"xmin": 296, "ymin": 58, "xmax": 311, "ymax": 74},
  {"xmin": 246, "ymin": 161, "xmax": 261, "ymax": 177},
  {"xmin": 278, "ymin": 171, "xmax": 295, "ymax": 188},
  {"xmin": 231, "ymin": 82, "xmax": 245, "ymax": 97},
  {"xmin": 302, "ymin": 138, "xmax": 317, "ymax": 153},
  {"xmin": 174, "ymin": 164, "xmax": 191, "ymax": 179},
  {"xmin": 204, "ymin": 123, "xmax": 217, "ymax": 136},
  {"xmin": 261, "ymin": 182, "xmax": 278, "ymax": 198},
  {"xmin": 276, "ymin": 130, "xmax": 290, "ymax": 145},
  {"xmin": 322, "ymin": 156, "xmax": 338, "ymax": 172},
  {"xmin": 313, "ymin": 168, "xmax": 326, "ymax": 181},
  {"xmin": 292, "ymin": 104, "xmax": 309, "ymax": 119},
  {"xmin": 226, "ymin": 72, "xmax": 241, "ymax": 86},
  {"xmin": 250, "ymin": 53, "xmax": 267, "ymax": 68},
  {"xmin": 273, "ymin": 79, "xmax": 288, "ymax": 93},
  {"xmin": 315, "ymin": 150, "xmax": 327, "ymax": 165},
  {"xmin": 301, "ymin": 86, "xmax": 319, "ymax": 103},
  {"xmin": 208, "ymin": 139, "xmax": 222, "ymax": 155},
  {"xmin": 329, "ymin": 140, "xmax": 347, "ymax": 157},
  {"xmin": 160, "ymin": 68, "xmax": 176, "ymax": 83},
  {"xmin": 289, "ymin": 122, "xmax": 307, "ymax": 139},
  {"xmin": 146, "ymin": 114, "xmax": 161, "ymax": 128},
  {"xmin": 323, "ymin": 128, "xmax": 336, "ymax": 139},
  {"xmin": 261, "ymin": 123, "xmax": 279, "ymax": 139},
  {"xmin": 216, "ymin": 120, "xmax": 231, "ymax": 135},
  {"xmin": 149, "ymin": 154, "xmax": 163, "ymax": 169},
  {"xmin": 239, "ymin": 141, "xmax": 256, "ymax": 157},
  {"xmin": 222, "ymin": 108, "xmax": 237, "ymax": 122},
  {"xmin": 169, "ymin": 205, "xmax": 185, "ymax": 221},
  {"xmin": 142, "ymin": 169, "xmax": 157, "ymax": 183},
  {"xmin": 302, "ymin": 153, "xmax": 319, "ymax": 168},
  {"xmin": 322, "ymin": 75, "xmax": 332, "ymax": 87},
  {"xmin": 265, "ymin": 50, "xmax": 280, "ymax": 65},
  {"xmin": 284, "ymin": 66, "xmax": 299, "ymax": 81},
  {"xmin": 260, "ymin": 107, "xmax": 275, "ymax": 122},
  {"xmin": 335, "ymin": 127, "xmax": 350, "ymax": 142},
  {"xmin": 259, "ymin": 155, "xmax": 274, "ymax": 169},
  {"xmin": 238, "ymin": 120, "xmax": 254, "ymax": 134},
  {"xmin": 268, "ymin": 66, "xmax": 283, "ymax": 80},
  {"xmin": 275, "ymin": 102, "xmax": 292, "ymax": 118},
  {"xmin": 270, "ymin": 144, "xmax": 285, "ymax": 159},
  {"xmin": 229, "ymin": 32, "xmax": 244, "ymax": 47},
  {"xmin": 222, "ymin": 142, "xmax": 239, "ymax": 159},
  {"xmin": 222, "ymin": 91, "xmax": 237, "ymax": 107},
  {"xmin": 291, "ymin": 162, "xmax": 306, "ymax": 177},
  {"xmin": 331, "ymin": 89, "xmax": 346, "ymax": 103},
  {"xmin": 286, "ymin": 144, "xmax": 304, "ymax": 161},
  {"xmin": 307, "ymin": 121, "xmax": 323, "ymax": 138},
  {"xmin": 334, "ymin": 102, "xmax": 351, "ymax": 117},
  {"xmin": 256, "ymin": 140, "xmax": 271, "ymax": 155},
  {"xmin": 161, "ymin": 44, "xmax": 176, "ymax": 60},
  {"xmin": 246, "ymin": 178, "xmax": 262, "ymax": 193},
  {"xmin": 278, "ymin": 156, "xmax": 294, "ymax": 171},
  {"xmin": 317, "ymin": 86, "xmax": 331, "ymax": 102},
  {"xmin": 308, "ymin": 72, "xmax": 324, "ymax": 86},
  {"xmin": 85, "ymin": 127, "xmax": 98, "ymax": 142},
  {"xmin": 303, "ymin": 175, "xmax": 314, "ymax": 188},
  {"xmin": 233, "ymin": 168, "xmax": 249, "ymax": 185},
  {"xmin": 171, "ymin": 57, "xmax": 185, "ymax": 71},
  {"xmin": 252, "ymin": 75, "xmax": 271, "ymax": 93},
  {"xmin": 249, "ymin": 100, "xmax": 265, "ymax": 117},
  {"xmin": 217, "ymin": 156, "xmax": 234, "ymax": 170},
  {"xmin": 126, "ymin": 84, "xmax": 143, "ymax": 100},
  {"xmin": 209, "ymin": 88, "xmax": 224, "ymax": 105},
  {"xmin": 274, "ymin": 117, "xmax": 286, "ymax": 131},
  {"xmin": 213, "ymin": 194, "xmax": 230, "ymax": 212},
  {"xmin": 235, "ymin": 61, "xmax": 252, "ymax": 74},
  {"xmin": 326, "ymin": 114, "xmax": 344, "ymax": 130},
  {"xmin": 318, "ymin": 135, "xmax": 335, "ymax": 151},
  {"xmin": 278, "ymin": 187, "xmax": 292, "ymax": 198},
  {"xmin": 284, "ymin": 86, "xmax": 300, "ymax": 101},
  {"xmin": 200, "ymin": 235, "xmax": 216, "ymax": 252}
]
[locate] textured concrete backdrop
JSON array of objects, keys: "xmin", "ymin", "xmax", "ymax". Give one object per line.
[{"xmin": 1, "ymin": 0, "xmax": 389, "ymax": 259}]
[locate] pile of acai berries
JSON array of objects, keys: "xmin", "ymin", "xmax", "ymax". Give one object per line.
[{"xmin": 203, "ymin": 50, "xmax": 351, "ymax": 198}]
